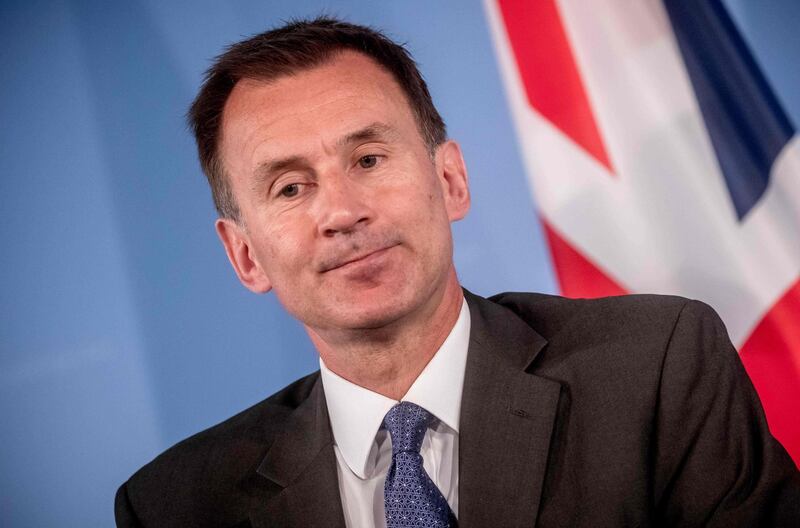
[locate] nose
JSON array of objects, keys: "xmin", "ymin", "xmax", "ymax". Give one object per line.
[{"xmin": 314, "ymin": 173, "xmax": 372, "ymax": 237}]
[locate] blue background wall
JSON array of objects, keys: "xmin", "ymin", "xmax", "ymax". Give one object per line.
[{"xmin": 1, "ymin": 1, "xmax": 797, "ymax": 525}]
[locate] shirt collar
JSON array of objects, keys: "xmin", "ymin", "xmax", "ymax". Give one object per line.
[{"xmin": 319, "ymin": 297, "xmax": 471, "ymax": 479}]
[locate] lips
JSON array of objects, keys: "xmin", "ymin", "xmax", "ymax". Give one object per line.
[{"xmin": 319, "ymin": 244, "xmax": 397, "ymax": 273}]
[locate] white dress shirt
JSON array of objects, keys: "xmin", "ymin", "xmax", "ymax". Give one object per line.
[{"xmin": 319, "ymin": 298, "xmax": 471, "ymax": 528}]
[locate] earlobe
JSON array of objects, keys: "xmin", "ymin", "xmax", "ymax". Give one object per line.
[
  {"xmin": 438, "ymin": 140, "xmax": 471, "ymax": 222},
  {"xmin": 215, "ymin": 218, "xmax": 272, "ymax": 294}
]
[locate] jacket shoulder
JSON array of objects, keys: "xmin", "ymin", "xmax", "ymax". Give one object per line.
[
  {"xmin": 117, "ymin": 371, "xmax": 320, "ymax": 527},
  {"xmin": 488, "ymin": 291, "xmax": 704, "ymax": 344},
  {"xmin": 484, "ymin": 291, "xmax": 734, "ymax": 385}
]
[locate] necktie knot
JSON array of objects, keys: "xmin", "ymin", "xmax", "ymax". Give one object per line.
[{"xmin": 383, "ymin": 401, "xmax": 433, "ymax": 455}]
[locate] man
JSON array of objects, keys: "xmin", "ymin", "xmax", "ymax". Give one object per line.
[{"xmin": 115, "ymin": 17, "xmax": 800, "ymax": 527}]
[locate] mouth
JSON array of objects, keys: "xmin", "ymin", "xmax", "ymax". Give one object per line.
[{"xmin": 320, "ymin": 244, "xmax": 398, "ymax": 273}]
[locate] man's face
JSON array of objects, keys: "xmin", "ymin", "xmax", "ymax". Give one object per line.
[{"xmin": 216, "ymin": 51, "xmax": 469, "ymax": 334}]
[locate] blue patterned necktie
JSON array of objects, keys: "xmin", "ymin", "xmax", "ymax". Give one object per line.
[{"xmin": 383, "ymin": 401, "xmax": 457, "ymax": 527}]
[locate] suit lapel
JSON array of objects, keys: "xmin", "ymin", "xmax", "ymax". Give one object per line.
[
  {"xmin": 459, "ymin": 291, "xmax": 562, "ymax": 528},
  {"xmin": 249, "ymin": 378, "xmax": 346, "ymax": 528}
]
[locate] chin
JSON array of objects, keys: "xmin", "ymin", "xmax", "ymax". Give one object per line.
[
  {"xmin": 330, "ymin": 288, "xmax": 421, "ymax": 330},
  {"xmin": 332, "ymin": 303, "xmax": 406, "ymax": 331}
]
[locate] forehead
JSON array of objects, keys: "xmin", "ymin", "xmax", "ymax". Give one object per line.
[{"xmin": 218, "ymin": 51, "xmax": 418, "ymax": 176}]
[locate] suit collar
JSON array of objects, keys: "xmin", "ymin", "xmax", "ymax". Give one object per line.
[
  {"xmin": 459, "ymin": 290, "xmax": 561, "ymax": 527},
  {"xmin": 250, "ymin": 377, "xmax": 346, "ymax": 528}
]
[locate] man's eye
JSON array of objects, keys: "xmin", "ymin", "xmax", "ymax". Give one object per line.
[
  {"xmin": 358, "ymin": 155, "xmax": 379, "ymax": 169},
  {"xmin": 279, "ymin": 183, "xmax": 300, "ymax": 198}
]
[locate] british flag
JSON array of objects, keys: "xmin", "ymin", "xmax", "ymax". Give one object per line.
[{"xmin": 486, "ymin": 0, "xmax": 800, "ymax": 465}]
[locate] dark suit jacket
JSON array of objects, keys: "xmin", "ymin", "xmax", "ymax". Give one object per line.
[{"xmin": 116, "ymin": 291, "xmax": 800, "ymax": 527}]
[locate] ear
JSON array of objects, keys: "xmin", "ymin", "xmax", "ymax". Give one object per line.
[
  {"xmin": 436, "ymin": 140, "xmax": 471, "ymax": 222},
  {"xmin": 215, "ymin": 218, "xmax": 272, "ymax": 294}
]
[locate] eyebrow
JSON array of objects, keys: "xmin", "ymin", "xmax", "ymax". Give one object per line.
[
  {"xmin": 251, "ymin": 122, "xmax": 400, "ymax": 190},
  {"xmin": 338, "ymin": 122, "xmax": 400, "ymax": 147},
  {"xmin": 251, "ymin": 155, "xmax": 304, "ymax": 194}
]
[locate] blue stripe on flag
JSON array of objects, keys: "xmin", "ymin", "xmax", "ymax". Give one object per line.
[{"xmin": 663, "ymin": 0, "xmax": 795, "ymax": 220}]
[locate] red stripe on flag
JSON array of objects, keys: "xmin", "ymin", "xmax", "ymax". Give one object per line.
[
  {"xmin": 497, "ymin": 0, "xmax": 615, "ymax": 174},
  {"xmin": 542, "ymin": 219, "xmax": 628, "ymax": 298},
  {"xmin": 739, "ymin": 277, "xmax": 800, "ymax": 467}
]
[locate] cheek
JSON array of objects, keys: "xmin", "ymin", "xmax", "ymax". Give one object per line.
[
  {"xmin": 269, "ymin": 238, "xmax": 305, "ymax": 272},
  {"xmin": 256, "ymin": 216, "xmax": 300, "ymax": 260},
  {"xmin": 250, "ymin": 232, "xmax": 296, "ymax": 280}
]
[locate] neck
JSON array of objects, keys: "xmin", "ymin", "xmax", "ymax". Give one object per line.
[{"xmin": 308, "ymin": 271, "xmax": 463, "ymax": 400}]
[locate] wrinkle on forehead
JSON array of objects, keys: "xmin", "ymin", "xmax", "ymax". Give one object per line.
[{"xmin": 218, "ymin": 51, "xmax": 422, "ymax": 192}]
